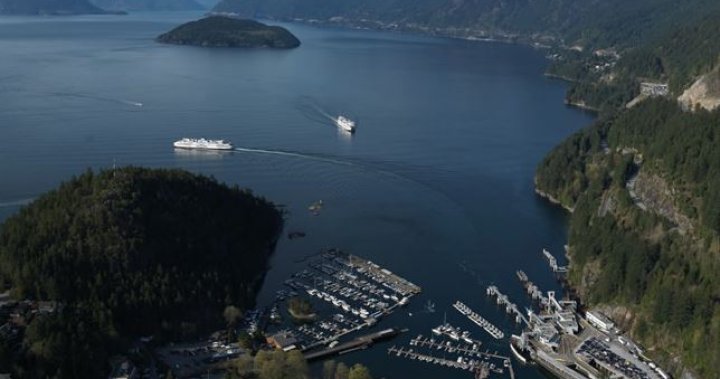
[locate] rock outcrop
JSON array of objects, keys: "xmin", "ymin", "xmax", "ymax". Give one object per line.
[{"xmin": 678, "ymin": 68, "xmax": 720, "ymax": 111}]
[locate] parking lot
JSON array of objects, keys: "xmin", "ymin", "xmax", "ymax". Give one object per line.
[{"xmin": 575, "ymin": 337, "xmax": 660, "ymax": 379}]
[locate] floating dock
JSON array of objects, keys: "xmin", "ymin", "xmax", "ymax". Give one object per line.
[
  {"xmin": 411, "ymin": 334, "xmax": 483, "ymax": 356},
  {"xmin": 387, "ymin": 346, "xmax": 499, "ymax": 379},
  {"xmin": 453, "ymin": 301, "xmax": 504, "ymax": 339},
  {"xmin": 542, "ymin": 248, "xmax": 568, "ymax": 273}
]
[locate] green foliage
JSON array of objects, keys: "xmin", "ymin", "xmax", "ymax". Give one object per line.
[
  {"xmin": 333, "ymin": 362, "xmax": 349, "ymax": 379},
  {"xmin": 212, "ymin": 0, "xmax": 720, "ymax": 50},
  {"xmin": 551, "ymin": 11, "xmax": 720, "ymax": 110},
  {"xmin": 228, "ymin": 353, "xmax": 373, "ymax": 379},
  {"xmin": 322, "ymin": 360, "xmax": 336, "ymax": 379},
  {"xmin": 535, "ymin": 125, "xmax": 602, "ymax": 206},
  {"xmin": 157, "ymin": 16, "xmax": 301, "ymax": 48},
  {"xmin": 287, "ymin": 297, "xmax": 314, "ymax": 318},
  {"xmin": 537, "ymin": 100, "xmax": 720, "ymax": 376},
  {"xmin": 621, "ymin": 14, "xmax": 720, "ymax": 92},
  {"xmin": 0, "ymin": 167, "xmax": 283, "ymax": 377},
  {"xmin": 348, "ymin": 364, "xmax": 372, "ymax": 379}
]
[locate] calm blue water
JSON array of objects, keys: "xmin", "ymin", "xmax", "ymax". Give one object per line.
[{"xmin": 0, "ymin": 12, "xmax": 594, "ymax": 378}]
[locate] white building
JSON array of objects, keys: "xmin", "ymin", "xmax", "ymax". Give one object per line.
[
  {"xmin": 586, "ymin": 311, "xmax": 614, "ymax": 332},
  {"xmin": 640, "ymin": 82, "xmax": 669, "ymax": 97}
]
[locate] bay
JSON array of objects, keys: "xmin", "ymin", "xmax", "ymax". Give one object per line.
[{"xmin": 0, "ymin": 11, "xmax": 594, "ymax": 378}]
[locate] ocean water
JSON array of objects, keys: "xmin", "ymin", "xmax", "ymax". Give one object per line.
[{"xmin": 0, "ymin": 12, "xmax": 594, "ymax": 378}]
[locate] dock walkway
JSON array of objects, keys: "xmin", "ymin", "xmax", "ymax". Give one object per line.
[{"xmin": 485, "ymin": 286, "xmax": 529, "ymax": 326}]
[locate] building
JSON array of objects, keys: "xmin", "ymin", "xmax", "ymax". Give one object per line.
[
  {"xmin": 586, "ymin": 311, "xmax": 614, "ymax": 332},
  {"xmin": 640, "ymin": 82, "xmax": 669, "ymax": 97},
  {"xmin": 266, "ymin": 330, "xmax": 300, "ymax": 351}
]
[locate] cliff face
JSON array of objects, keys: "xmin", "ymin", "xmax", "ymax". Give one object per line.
[
  {"xmin": 629, "ymin": 170, "xmax": 693, "ymax": 233},
  {"xmin": 678, "ymin": 68, "xmax": 720, "ymax": 111}
]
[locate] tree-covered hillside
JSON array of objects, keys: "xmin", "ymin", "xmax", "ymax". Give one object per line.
[
  {"xmin": 0, "ymin": 167, "xmax": 283, "ymax": 377},
  {"xmin": 536, "ymin": 99, "xmax": 720, "ymax": 377},
  {"xmin": 550, "ymin": 11, "xmax": 720, "ymax": 112},
  {"xmin": 212, "ymin": 0, "xmax": 720, "ymax": 48}
]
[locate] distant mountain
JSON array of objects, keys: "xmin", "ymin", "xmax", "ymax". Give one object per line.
[
  {"xmin": 0, "ymin": 0, "xmax": 112, "ymax": 14},
  {"xmin": 157, "ymin": 16, "xmax": 300, "ymax": 48},
  {"xmin": 90, "ymin": 0, "xmax": 204, "ymax": 11},
  {"xmin": 194, "ymin": 0, "xmax": 217, "ymax": 8},
  {"xmin": 211, "ymin": 0, "xmax": 720, "ymax": 49}
]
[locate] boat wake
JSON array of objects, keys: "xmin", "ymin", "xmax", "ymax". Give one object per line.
[
  {"xmin": 121, "ymin": 100, "xmax": 143, "ymax": 107},
  {"xmin": 234, "ymin": 147, "xmax": 356, "ymax": 168},
  {"xmin": 49, "ymin": 91, "xmax": 143, "ymax": 108},
  {"xmin": 295, "ymin": 96, "xmax": 340, "ymax": 127}
]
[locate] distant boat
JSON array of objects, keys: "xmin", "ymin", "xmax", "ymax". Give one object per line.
[
  {"xmin": 308, "ymin": 200, "xmax": 323, "ymax": 215},
  {"xmin": 335, "ymin": 116, "xmax": 356, "ymax": 133},
  {"xmin": 173, "ymin": 138, "xmax": 233, "ymax": 150}
]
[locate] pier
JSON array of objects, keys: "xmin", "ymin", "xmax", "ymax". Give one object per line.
[
  {"xmin": 410, "ymin": 335, "xmax": 511, "ymax": 361},
  {"xmin": 485, "ymin": 286, "xmax": 529, "ymax": 326},
  {"xmin": 542, "ymin": 248, "xmax": 568, "ymax": 273},
  {"xmin": 411, "ymin": 335, "xmax": 482, "ymax": 357},
  {"xmin": 387, "ymin": 346, "xmax": 507, "ymax": 379},
  {"xmin": 453, "ymin": 301, "xmax": 505, "ymax": 339},
  {"xmin": 512, "ymin": 272, "xmax": 550, "ymax": 306},
  {"xmin": 304, "ymin": 328, "xmax": 400, "ymax": 361}
]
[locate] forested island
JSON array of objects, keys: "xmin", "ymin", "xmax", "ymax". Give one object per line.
[
  {"xmin": 157, "ymin": 16, "xmax": 300, "ymax": 48},
  {"xmin": 0, "ymin": 167, "xmax": 283, "ymax": 377}
]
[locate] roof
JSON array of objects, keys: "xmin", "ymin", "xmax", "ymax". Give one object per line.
[{"xmin": 268, "ymin": 331, "xmax": 299, "ymax": 348}]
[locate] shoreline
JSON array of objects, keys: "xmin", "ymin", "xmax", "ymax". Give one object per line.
[
  {"xmin": 564, "ymin": 100, "xmax": 599, "ymax": 113},
  {"xmin": 534, "ymin": 187, "xmax": 575, "ymax": 213},
  {"xmin": 212, "ymin": 12, "xmax": 558, "ymax": 51}
]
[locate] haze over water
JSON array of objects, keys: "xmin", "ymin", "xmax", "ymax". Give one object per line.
[{"xmin": 0, "ymin": 12, "xmax": 594, "ymax": 378}]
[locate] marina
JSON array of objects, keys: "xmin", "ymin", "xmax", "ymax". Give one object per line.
[{"xmin": 267, "ymin": 249, "xmax": 421, "ymax": 354}]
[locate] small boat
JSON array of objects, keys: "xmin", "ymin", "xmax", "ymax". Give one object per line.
[{"xmin": 309, "ymin": 200, "xmax": 323, "ymax": 215}]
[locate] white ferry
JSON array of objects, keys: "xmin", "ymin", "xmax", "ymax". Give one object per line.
[
  {"xmin": 173, "ymin": 138, "xmax": 233, "ymax": 150},
  {"xmin": 335, "ymin": 116, "xmax": 356, "ymax": 133}
]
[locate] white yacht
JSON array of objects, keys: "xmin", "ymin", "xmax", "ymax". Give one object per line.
[
  {"xmin": 173, "ymin": 138, "xmax": 233, "ymax": 150},
  {"xmin": 335, "ymin": 116, "xmax": 356, "ymax": 133}
]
